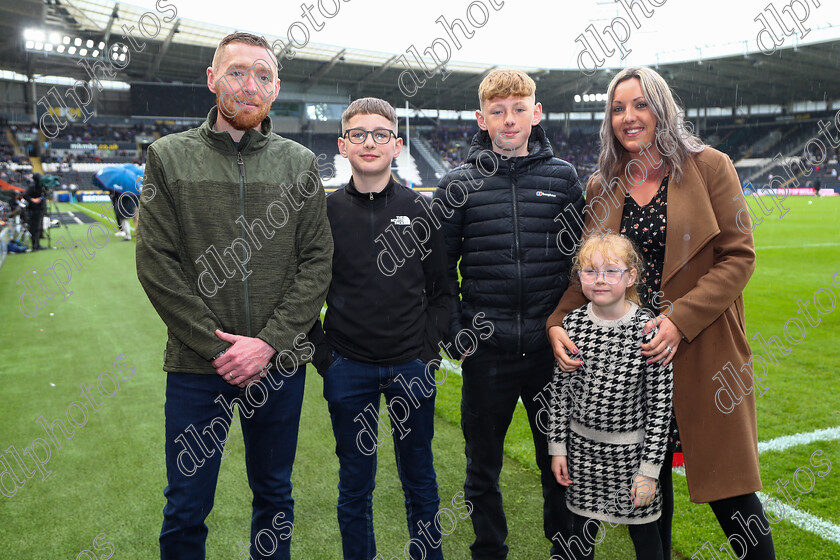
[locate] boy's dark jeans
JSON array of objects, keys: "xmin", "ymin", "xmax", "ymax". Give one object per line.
[
  {"xmin": 323, "ymin": 353, "xmax": 443, "ymax": 560},
  {"xmin": 461, "ymin": 345, "xmax": 574, "ymax": 559}
]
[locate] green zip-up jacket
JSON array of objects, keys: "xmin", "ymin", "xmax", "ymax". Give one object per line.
[{"xmin": 136, "ymin": 107, "xmax": 333, "ymax": 374}]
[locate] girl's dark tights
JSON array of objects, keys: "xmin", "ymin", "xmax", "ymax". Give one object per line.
[{"xmin": 569, "ymin": 514, "xmax": 663, "ymax": 560}]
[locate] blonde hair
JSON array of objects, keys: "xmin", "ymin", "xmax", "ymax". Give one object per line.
[
  {"xmin": 341, "ymin": 97, "xmax": 398, "ymax": 133},
  {"xmin": 572, "ymin": 233, "xmax": 644, "ymax": 305},
  {"xmin": 599, "ymin": 66, "xmax": 705, "ymax": 185},
  {"xmin": 478, "ymin": 69, "xmax": 536, "ymax": 107}
]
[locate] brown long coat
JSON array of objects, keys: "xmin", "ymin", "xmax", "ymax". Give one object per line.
[{"xmin": 546, "ymin": 147, "xmax": 762, "ymax": 503}]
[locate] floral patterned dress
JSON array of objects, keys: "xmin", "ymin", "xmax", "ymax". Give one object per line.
[{"xmin": 620, "ymin": 175, "xmax": 681, "ymax": 453}]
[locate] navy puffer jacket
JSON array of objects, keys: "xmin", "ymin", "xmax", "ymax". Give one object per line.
[{"xmin": 432, "ymin": 125, "xmax": 585, "ymax": 355}]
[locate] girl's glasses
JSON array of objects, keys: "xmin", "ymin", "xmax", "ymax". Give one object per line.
[{"xmin": 578, "ymin": 269, "xmax": 629, "ymax": 285}]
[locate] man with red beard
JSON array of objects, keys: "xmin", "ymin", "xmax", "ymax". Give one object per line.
[{"xmin": 136, "ymin": 32, "xmax": 333, "ymax": 560}]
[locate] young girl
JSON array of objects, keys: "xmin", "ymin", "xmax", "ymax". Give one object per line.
[{"xmin": 549, "ymin": 233, "xmax": 672, "ymax": 560}]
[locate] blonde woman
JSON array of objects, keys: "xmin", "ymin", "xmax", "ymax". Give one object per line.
[{"xmin": 547, "ymin": 67, "xmax": 775, "ymax": 559}]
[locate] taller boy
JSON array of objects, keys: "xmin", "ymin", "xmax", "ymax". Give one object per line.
[{"xmin": 433, "ymin": 70, "xmax": 585, "ymax": 558}]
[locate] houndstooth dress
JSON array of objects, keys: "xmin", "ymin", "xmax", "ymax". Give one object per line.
[{"xmin": 548, "ymin": 302, "xmax": 673, "ymax": 524}]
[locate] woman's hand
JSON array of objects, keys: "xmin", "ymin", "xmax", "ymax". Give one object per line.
[
  {"xmin": 641, "ymin": 315, "xmax": 683, "ymax": 366},
  {"xmin": 548, "ymin": 325, "xmax": 583, "ymax": 372},
  {"xmin": 552, "ymin": 455, "xmax": 572, "ymax": 486}
]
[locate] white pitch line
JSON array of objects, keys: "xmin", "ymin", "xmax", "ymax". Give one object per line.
[
  {"xmin": 756, "ymin": 242, "xmax": 840, "ymax": 250},
  {"xmin": 756, "ymin": 491, "xmax": 840, "ymax": 546},
  {"xmin": 672, "ymin": 465, "xmax": 840, "ymax": 545},
  {"xmin": 758, "ymin": 426, "xmax": 840, "ymax": 454},
  {"xmin": 674, "ymin": 424, "xmax": 840, "ymax": 546},
  {"xmin": 69, "ymin": 202, "xmax": 110, "ymax": 221},
  {"xmin": 70, "ymin": 202, "xmax": 131, "ymax": 232},
  {"xmin": 65, "ymin": 210, "xmax": 84, "ymax": 225}
]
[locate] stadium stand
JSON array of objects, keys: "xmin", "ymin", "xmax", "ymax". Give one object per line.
[{"xmin": 2, "ymin": 112, "xmax": 839, "ymax": 195}]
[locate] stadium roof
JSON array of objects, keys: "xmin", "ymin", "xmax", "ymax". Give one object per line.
[{"xmin": 3, "ymin": 0, "xmax": 840, "ymax": 115}]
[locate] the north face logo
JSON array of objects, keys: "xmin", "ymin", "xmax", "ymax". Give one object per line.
[{"xmin": 390, "ymin": 216, "xmax": 410, "ymax": 225}]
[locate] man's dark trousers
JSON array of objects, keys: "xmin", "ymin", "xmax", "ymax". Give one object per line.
[{"xmin": 160, "ymin": 367, "xmax": 305, "ymax": 560}]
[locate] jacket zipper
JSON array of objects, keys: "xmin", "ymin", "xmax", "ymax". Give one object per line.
[
  {"xmin": 510, "ymin": 161, "xmax": 523, "ymax": 355},
  {"xmin": 369, "ymin": 192, "xmax": 375, "ymax": 249},
  {"xmin": 237, "ymin": 150, "xmax": 252, "ymax": 338}
]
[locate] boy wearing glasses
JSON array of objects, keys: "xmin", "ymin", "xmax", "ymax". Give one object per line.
[{"xmin": 308, "ymin": 97, "xmax": 451, "ymax": 560}]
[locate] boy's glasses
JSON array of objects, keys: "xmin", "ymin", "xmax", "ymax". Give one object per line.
[
  {"xmin": 578, "ymin": 269, "xmax": 629, "ymax": 285},
  {"xmin": 343, "ymin": 128, "xmax": 396, "ymax": 144}
]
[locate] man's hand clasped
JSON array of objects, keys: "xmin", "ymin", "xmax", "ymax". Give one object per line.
[{"xmin": 212, "ymin": 329, "xmax": 276, "ymax": 388}]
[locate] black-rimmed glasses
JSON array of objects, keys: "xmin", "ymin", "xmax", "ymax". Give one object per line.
[{"xmin": 343, "ymin": 128, "xmax": 396, "ymax": 144}]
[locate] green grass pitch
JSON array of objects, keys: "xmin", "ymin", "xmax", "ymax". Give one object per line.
[{"xmin": 0, "ymin": 197, "xmax": 837, "ymax": 559}]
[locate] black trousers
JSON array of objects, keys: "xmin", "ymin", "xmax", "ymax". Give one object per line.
[
  {"xmin": 659, "ymin": 452, "xmax": 776, "ymax": 559},
  {"xmin": 28, "ymin": 208, "xmax": 44, "ymax": 250},
  {"xmin": 461, "ymin": 345, "xmax": 574, "ymax": 559}
]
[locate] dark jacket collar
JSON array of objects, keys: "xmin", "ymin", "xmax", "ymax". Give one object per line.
[
  {"xmin": 465, "ymin": 124, "xmax": 554, "ymax": 169},
  {"xmin": 345, "ymin": 176, "xmax": 398, "ymax": 199},
  {"xmin": 198, "ymin": 106, "xmax": 273, "ymax": 155}
]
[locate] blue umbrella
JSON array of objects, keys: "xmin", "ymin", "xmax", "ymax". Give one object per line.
[
  {"xmin": 121, "ymin": 163, "xmax": 145, "ymax": 177},
  {"xmin": 93, "ymin": 166, "xmax": 143, "ymax": 195}
]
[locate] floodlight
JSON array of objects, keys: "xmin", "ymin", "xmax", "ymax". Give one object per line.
[
  {"xmin": 583, "ymin": 94, "xmax": 590, "ymax": 102},
  {"xmin": 79, "ymin": 48, "xmax": 88, "ymax": 56},
  {"xmin": 45, "ymin": 43, "xmax": 53, "ymax": 52},
  {"xmin": 574, "ymin": 95, "xmax": 581, "ymax": 103},
  {"xmin": 92, "ymin": 49, "xmax": 100, "ymax": 57},
  {"xmin": 74, "ymin": 37, "xmax": 82, "ymax": 46},
  {"xmin": 25, "ymin": 41, "xmax": 35, "ymax": 49},
  {"xmin": 98, "ymin": 41, "xmax": 105, "ymax": 49},
  {"xmin": 68, "ymin": 46, "xmax": 76, "ymax": 54},
  {"xmin": 63, "ymin": 36, "xmax": 71, "ymax": 44},
  {"xmin": 57, "ymin": 45, "xmax": 65, "ymax": 53},
  {"xmin": 24, "ymin": 29, "xmax": 45, "ymax": 42},
  {"xmin": 86, "ymin": 39, "xmax": 94, "ymax": 48},
  {"xmin": 34, "ymin": 42, "xmax": 44, "ymax": 50}
]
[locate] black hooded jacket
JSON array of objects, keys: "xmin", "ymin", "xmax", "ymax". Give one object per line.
[
  {"xmin": 432, "ymin": 125, "xmax": 585, "ymax": 355},
  {"xmin": 24, "ymin": 174, "xmax": 46, "ymax": 212}
]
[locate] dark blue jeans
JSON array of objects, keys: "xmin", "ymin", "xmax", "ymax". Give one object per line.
[
  {"xmin": 160, "ymin": 367, "xmax": 305, "ymax": 560},
  {"xmin": 461, "ymin": 346, "xmax": 574, "ymax": 559},
  {"xmin": 323, "ymin": 353, "xmax": 443, "ymax": 560}
]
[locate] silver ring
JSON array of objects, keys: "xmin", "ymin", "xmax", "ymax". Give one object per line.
[{"xmin": 666, "ymin": 346, "xmax": 673, "ymax": 354}]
